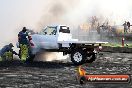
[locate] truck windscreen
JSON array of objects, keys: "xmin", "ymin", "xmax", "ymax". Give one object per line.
[
  {"xmin": 41, "ymin": 27, "xmax": 57, "ymax": 35},
  {"xmin": 59, "ymin": 26, "xmax": 70, "ymax": 33}
]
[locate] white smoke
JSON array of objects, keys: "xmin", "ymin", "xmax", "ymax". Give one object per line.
[
  {"xmin": 34, "ymin": 52, "xmax": 69, "ymax": 62},
  {"xmin": 77, "ymin": 0, "xmax": 132, "ymax": 25},
  {"xmin": 38, "ymin": 0, "xmax": 132, "ymax": 27},
  {"xmin": 1, "ymin": 0, "xmax": 132, "ymax": 47}
]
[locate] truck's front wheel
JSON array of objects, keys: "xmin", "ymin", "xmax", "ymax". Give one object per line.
[{"xmin": 71, "ymin": 49, "xmax": 85, "ymax": 65}]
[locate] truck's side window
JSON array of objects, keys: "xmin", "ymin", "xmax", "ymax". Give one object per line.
[{"xmin": 40, "ymin": 27, "xmax": 57, "ymax": 35}]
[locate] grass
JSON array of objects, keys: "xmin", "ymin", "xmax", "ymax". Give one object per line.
[{"xmin": 101, "ymin": 43, "xmax": 132, "ymax": 48}]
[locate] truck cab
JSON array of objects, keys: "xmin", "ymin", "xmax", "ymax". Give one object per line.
[{"xmin": 31, "ymin": 25, "xmax": 77, "ymax": 54}]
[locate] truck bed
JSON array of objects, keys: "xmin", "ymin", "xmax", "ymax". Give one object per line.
[{"xmin": 58, "ymin": 41, "xmax": 108, "ymax": 44}]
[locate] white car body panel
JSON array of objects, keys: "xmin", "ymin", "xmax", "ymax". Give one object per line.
[{"xmin": 32, "ymin": 34, "xmax": 58, "ymax": 49}]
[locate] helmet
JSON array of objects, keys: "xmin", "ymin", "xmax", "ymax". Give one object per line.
[
  {"xmin": 9, "ymin": 43, "xmax": 14, "ymax": 47},
  {"xmin": 22, "ymin": 27, "xmax": 27, "ymax": 32}
]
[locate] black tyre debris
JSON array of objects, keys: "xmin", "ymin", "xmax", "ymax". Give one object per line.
[{"xmin": 86, "ymin": 53, "xmax": 96, "ymax": 63}]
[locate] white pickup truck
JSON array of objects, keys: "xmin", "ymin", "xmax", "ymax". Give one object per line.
[{"xmin": 28, "ymin": 25, "xmax": 107, "ymax": 65}]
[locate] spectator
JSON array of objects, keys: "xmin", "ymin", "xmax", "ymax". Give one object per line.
[
  {"xmin": 123, "ymin": 21, "xmax": 128, "ymax": 33},
  {"xmin": 127, "ymin": 21, "xmax": 130, "ymax": 32}
]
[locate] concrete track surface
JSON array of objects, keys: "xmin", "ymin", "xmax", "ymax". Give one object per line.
[{"xmin": 0, "ymin": 52, "xmax": 131, "ymax": 88}]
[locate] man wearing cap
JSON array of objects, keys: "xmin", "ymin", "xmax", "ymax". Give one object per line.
[
  {"xmin": 18, "ymin": 27, "xmax": 30, "ymax": 45},
  {"xmin": 0, "ymin": 43, "xmax": 18, "ymax": 60},
  {"xmin": 18, "ymin": 27, "xmax": 31, "ymax": 61}
]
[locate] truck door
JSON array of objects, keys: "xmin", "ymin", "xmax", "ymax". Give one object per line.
[{"xmin": 39, "ymin": 26, "xmax": 58, "ymax": 49}]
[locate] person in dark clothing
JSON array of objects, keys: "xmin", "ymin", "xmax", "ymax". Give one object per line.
[
  {"xmin": 18, "ymin": 27, "xmax": 31, "ymax": 61},
  {"xmin": 127, "ymin": 21, "xmax": 130, "ymax": 32},
  {"xmin": 123, "ymin": 21, "xmax": 128, "ymax": 33},
  {"xmin": 0, "ymin": 43, "xmax": 18, "ymax": 60},
  {"xmin": 18, "ymin": 27, "xmax": 30, "ymax": 45}
]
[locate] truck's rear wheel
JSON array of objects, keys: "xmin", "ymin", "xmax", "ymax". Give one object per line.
[{"xmin": 71, "ymin": 49, "xmax": 85, "ymax": 65}]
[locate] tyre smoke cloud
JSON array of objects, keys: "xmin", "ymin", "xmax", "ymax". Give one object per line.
[
  {"xmin": 0, "ymin": 0, "xmax": 132, "ymax": 61},
  {"xmin": 34, "ymin": 52, "xmax": 69, "ymax": 62},
  {"xmin": 37, "ymin": 0, "xmax": 80, "ymax": 30},
  {"xmin": 38, "ymin": 0, "xmax": 132, "ymax": 29}
]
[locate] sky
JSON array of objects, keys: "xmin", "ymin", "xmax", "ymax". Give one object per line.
[
  {"xmin": 0, "ymin": 0, "xmax": 47, "ymax": 47},
  {"xmin": 0, "ymin": 0, "xmax": 132, "ymax": 48}
]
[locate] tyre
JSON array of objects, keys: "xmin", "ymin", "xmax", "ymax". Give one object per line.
[
  {"xmin": 71, "ymin": 49, "xmax": 86, "ymax": 65},
  {"xmin": 86, "ymin": 53, "xmax": 96, "ymax": 63}
]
